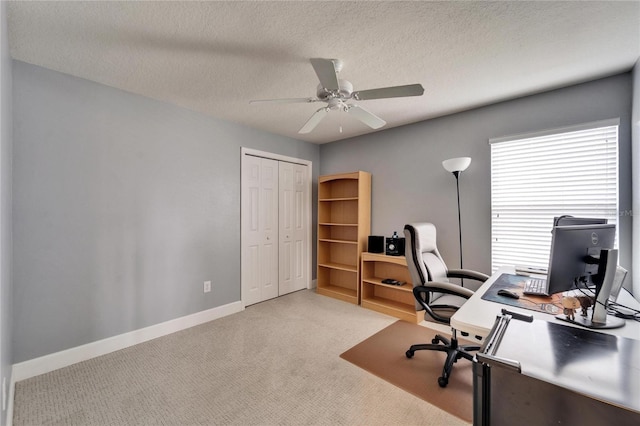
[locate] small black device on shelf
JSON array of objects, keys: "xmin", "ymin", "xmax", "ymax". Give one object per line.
[
  {"xmin": 368, "ymin": 235, "xmax": 385, "ymax": 253},
  {"xmin": 385, "ymin": 231, "xmax": 405, "ymax": 256},
  {"xmin": 382, "ymin": 278, "xmax": 405, "ymax": 286}
]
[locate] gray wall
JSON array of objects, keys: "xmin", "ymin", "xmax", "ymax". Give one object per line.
[
  {"xmin": 12, "ymin": 61, "xmax": 319, "ymax": 363},
  {"xmin": 633, "ymin": 60, "xmax": 639, "ymax": 297},
  {"xmin": 0, "ymin": 2, "xmax": 13, "ymax": 425},
  {"xmin": 320, "ymin": 74, "xmax": 633, "ymax": 282}
]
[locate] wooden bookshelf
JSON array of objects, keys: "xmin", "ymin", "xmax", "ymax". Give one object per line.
[
  {"xmin": 317, "ymin": 171, "xmax": 371, "ymax": 304},
  {"xmin": 360, "ymin": 252, "xmax": 420, "ymax": 323}
]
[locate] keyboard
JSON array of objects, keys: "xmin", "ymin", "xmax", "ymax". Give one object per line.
[{"xmin": 523, "ymin": 278, "xmax": 548, "ymax": 296}]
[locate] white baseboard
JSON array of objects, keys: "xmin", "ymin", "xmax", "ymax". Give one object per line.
[
  {"xmin": 6, "ymin": 379, "xmax": 14, "ymax": 426},
  {"xmin": 11, "ymin": 301, "xmax": 243, "ymax": 384}
]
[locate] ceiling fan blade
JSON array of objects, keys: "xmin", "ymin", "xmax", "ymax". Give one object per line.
[
  {"xmin": 347, "ymin": 105, "xmax": 386, "ymax": 129},
  {"xmin": 353, "ymin": 83, "xmax": 425, "ymax": 100},
  {"xmin": 298, "ymin": 107, "xmax": 329, "ymax": 134},
  {"xmin": 310, "ymin": 58, "xmax": 340, "ymax": 91},
  {"xmin": 250, "ymin": 97, "xmax": 317, "ymax": 104}
]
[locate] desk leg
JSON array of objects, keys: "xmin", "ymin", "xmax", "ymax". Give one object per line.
[{"xmin": 472, "ymin": 360, "xmax": 489, "ymax": 426}]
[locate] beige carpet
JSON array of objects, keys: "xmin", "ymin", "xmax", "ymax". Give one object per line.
[
  {"xmin": 13, "ymin": 290, "xmax": 470, "ymax": 426},
  {"xmin": 340, "ymin": 320, "xmax": 474, "ymax": 423}
]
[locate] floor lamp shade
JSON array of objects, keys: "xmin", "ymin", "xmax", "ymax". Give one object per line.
[{"xmin": 442, "ymin": 157, "xmax": 471, "ymax": 173}]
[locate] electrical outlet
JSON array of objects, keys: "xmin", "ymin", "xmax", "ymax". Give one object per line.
[{"xmin": 203, "ymin": 281, "xmax": 212, "ymax": 293}]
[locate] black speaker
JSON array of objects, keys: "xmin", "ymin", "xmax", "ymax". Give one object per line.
[
  {"xmin": 368, "ymin": 236, "xmax": 385, "ymax": 253},
  {"xmin": 385, "ymin": 237, "xmax": 405, "ymax": 256}
]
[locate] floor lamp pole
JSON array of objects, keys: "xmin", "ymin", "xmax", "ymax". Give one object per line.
[
  {"xmin": 453, "ymin": 171, "xmax": 464, "ymax": 286},
  {"xmin": 454, "ymin": 171, "xmax": 463, "ymax": 268}
]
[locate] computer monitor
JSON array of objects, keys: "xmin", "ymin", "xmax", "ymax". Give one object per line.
[
  {"xmin": 547, "ymin": 223, "xmax": 624, "ymax": 329},
  {"xmin": 547, "ymin": 223, "xmax": 615, "ymax": 295},
  {"xmin": 553, "ymin": 215, "xmax": 607, "ymax": 227}
]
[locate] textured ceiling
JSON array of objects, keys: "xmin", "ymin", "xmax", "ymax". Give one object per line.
[{"xmin": 7, "ymin": 1, "xmax": 640, "ymax": 144}]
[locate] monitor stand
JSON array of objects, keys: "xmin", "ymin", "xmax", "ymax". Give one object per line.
[
  {"xmin": 556, "ymin": 313, "xmax": 625, "ymax": 329},
  {"xmin": 555, "ymin": 249, "xmax": 625, "ymax": 330}
]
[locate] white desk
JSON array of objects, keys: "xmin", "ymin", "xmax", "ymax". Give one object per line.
[{"xmin": 451, "ymin": 266, "xmax": 640, "ymax": 341}]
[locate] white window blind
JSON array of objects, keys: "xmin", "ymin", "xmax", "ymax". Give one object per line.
[{"xmin": 490, "ymin": 121, "xmax": 619, "ymax": 272}]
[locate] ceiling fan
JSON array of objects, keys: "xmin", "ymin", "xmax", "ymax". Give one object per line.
[{"xmin": 250, "ymin": 58, "xmax": 425, "ymax": 134}]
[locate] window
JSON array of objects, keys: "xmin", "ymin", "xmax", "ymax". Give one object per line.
[{"xmin": 490, "ymin": 120, "xmax": 619, "ymax": 272}]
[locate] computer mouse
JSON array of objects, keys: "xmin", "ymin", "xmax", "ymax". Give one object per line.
[{"xmin": 498, "ymin": 289, "xmax": 520, "ymax": 299}]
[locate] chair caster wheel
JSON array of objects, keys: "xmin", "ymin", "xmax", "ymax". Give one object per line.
[
  {"xmin": 438, "ymin": 377, "xmax": 448, "ymax": 388},
  {"xmin": 406, "ymin": 350, "xmax": 414, "ymax": 359},
  {"xmin": 432, "ymin": 338, "xmax": 440, "ymax": 344}
]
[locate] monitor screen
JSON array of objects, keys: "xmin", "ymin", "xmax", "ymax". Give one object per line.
[{"xmin": 546, "ymin": 223, "xmax": 616, "ymax": 295}]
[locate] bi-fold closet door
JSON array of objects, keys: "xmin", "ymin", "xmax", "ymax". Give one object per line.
[{"xmin": 241, "ymin": 154, "xmax": 309, "ymax": 307}]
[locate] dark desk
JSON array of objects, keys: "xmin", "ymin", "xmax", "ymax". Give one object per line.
[{"xmin": 474, "ymin": 315, "xmax": 640, "ymax": 426}]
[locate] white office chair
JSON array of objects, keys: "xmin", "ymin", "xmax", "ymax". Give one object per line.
[{"xmin": 404, "ymin": 222, "xmax": 489, "ymax": 387}]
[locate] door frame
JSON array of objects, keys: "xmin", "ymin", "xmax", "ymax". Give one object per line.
[{"xmin": 240, "ymin": 147, "xmax": 313, "ymax": 308}]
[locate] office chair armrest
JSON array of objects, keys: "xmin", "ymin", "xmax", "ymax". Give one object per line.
[
  {"xmin": 447, "ymin": 268, "xmax": 490, "ymax": 282},
  {"xmin": 417, "ymin": 282, "xmax": 476, "ymax": 298},
  {"xmin": 413, "ymin": 283, "xmax": 474, "ymax": 324}
]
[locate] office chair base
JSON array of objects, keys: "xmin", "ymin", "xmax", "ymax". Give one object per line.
[{"xmin": 405, "ymin": 334, "xmax": 480, "ymax": 388}]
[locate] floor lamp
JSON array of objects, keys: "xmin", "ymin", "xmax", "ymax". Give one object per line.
[{"xmin": 442, "ymin": 157, "xmax": 471, "ymax": 285}]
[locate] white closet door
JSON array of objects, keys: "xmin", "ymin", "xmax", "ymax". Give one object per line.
[
  {"xmin": 278, "ymin": 162, "xmax": 308, "ymax": 295},
  {"xmin": 241, "ymin": 156, "xmax": 279, "ymax": 306}
]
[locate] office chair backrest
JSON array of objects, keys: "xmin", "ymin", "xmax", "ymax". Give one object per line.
[{"xmin": 404, "ymin": 223, "xmax": 450, "ymax": 286}]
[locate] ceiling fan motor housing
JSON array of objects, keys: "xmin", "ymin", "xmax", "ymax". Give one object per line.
[{"xmin": 317, "ymin": 79, "xmax": 353, "ymax": 100}]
